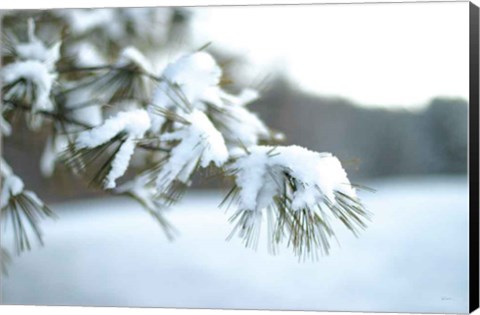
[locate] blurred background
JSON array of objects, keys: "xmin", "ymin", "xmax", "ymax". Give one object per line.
[{"xmin": 0, "ymin": 2, "xmax": 470, "ymax": 313}]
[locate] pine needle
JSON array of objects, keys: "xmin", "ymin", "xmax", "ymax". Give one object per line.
[
  {"xmin": 1, "ymin": 192, "xmax": 56, "ymax": 255},
  {"xmin": 222, "ymin": 167, "xmax": 371, "ymax": 261}
]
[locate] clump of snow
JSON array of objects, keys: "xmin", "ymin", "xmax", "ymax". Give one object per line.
[
  {"xmin": 230, "ymin": 145, "xmax": 356, "ymax": 212},
  {"xmin": 104, "ymin": 139, "xmax": 136, "ymax": 189},
  {"xmin": 160, "ymin": 52, "xmax": 222, "ymax": 105},
  {"xmin": 1, "ymin": 60, "xmax": 56, "ymax": 114},
  {"xmin": 76, "ymin": 109, "xmax": 150, "ymax": 149},
  {"xmin": 148, "ymin": 52, "xmax": 272, "ymax": 151},
  {"xmin": 148, "ymin": 52, "xmax": 223, "ymax": 133},
  {"xmin": 14, "ymin": 19, "xmax": 61, "ymax": 71},
  {"xmin": 156, "ymin": 109, "xmax": 228, "ymax": 190},
  {"xmin": 0, "ymin": 181, "xmax": 45, "ymax": 219},
  {"xmin": 1, "ymin": 20, "xmax": 60, "ymax": 129},
  {"xmin": 0, "ymin": 159, "xmax": 25, "ymax": 208},
  {"xmin": 75, "ymin": 109, "xmax": 151, "ymax": 189}
]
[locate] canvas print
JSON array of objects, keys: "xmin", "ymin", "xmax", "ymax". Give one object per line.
[{"xmin": 0, "ymin": 2, "xmax": 478, "ymax": 314}]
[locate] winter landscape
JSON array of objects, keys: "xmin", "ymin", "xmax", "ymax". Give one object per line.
[
  {"xmin": 1, "ymin": 176, "xmax": 469, "ymax": 313},
  {"xmin": 0, "ymin": 3, "xmax": 471, "ymax": 313}
]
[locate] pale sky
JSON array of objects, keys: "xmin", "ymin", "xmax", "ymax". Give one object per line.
[{"xmin": 190, "ymin": 2, "xmax": 470, "ymax": 109}]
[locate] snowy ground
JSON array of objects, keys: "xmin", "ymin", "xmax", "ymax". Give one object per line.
[{"xmin": 1, "ymin": 176, "xmax": 469, "ymax": 313}]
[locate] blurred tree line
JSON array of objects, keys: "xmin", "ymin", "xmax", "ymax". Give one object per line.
[
  {"xmin": 1, "ymin": 8, "xmax": 468, "ymax": 203},
  {"xmin": 252, "ymin": 77, "xmax": 468, "ymax": 180},
  {"xmin": 3, "ymin": 75, "xmax": 468, "ymax": 202}
]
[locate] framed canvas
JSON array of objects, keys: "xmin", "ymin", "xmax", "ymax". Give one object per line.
[{"xmin": 0, "ymin": 1, "xmax": 479, "ymax": 314}]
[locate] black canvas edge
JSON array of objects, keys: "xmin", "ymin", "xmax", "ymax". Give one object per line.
[{"xmin": 470, "ymin": 1, "xmax": 480, "ymax": 314}]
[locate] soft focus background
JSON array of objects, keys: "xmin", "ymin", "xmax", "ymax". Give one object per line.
[{"xmin": 1, "ymin": 2, "xmax": 470, "ymax": 313}]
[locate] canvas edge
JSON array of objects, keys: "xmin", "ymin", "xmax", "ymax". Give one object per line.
[{"xmin": 469, "ymin": 1, "xmax": 480, "ymax": 314}]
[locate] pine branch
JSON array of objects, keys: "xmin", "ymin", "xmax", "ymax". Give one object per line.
[
  {"xmin": 57, "ymin": 65, "xmax": 163, "ymax": 82},
  {"xmin": 222, "ymin": 146, "xmax": 372, "ymax": 260},
  {"xmin": 1, "ymin": 192, "xmax": 56, "ymax": 255},
  {"xmin": 7, "ymin": 100, "xmax": 92, "ymax": 129},
  {"xmin": 6, "ymin": 100, "xmax": 170, "ymax": 153},
  {"xmin": 223, "ymin": 180, "xmax": 370, "ymax": 260}
]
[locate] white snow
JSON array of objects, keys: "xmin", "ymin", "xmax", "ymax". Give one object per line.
[
  {"xmin": 14, "ymin": 19, "xmax": 61, "ymax": 71},
  {"xmin": 75, "ymin": 109, "xmax": 150, "ymax": 189},
  {"xmin": 105, "ymin": 139, "xmax": 136, "ymax": 189},
  {"xmin": 0, "ymin": 175, "xmax": 25, "ymax": 208},
  {"xmin": 1, "ymin": 60, "xmax": 56, "ymax": 114},
  {"xmin": 149, "ymin": 52, "xmax": 223, "ymax": 133},
  {"xmin": 230, "ymin": 145, "xmax": 355, "ymax": 212},
  {"xmin": 76, "ymin": 109, "xmax": 150, "ymax": 149},
  {"xmin": 0, "ymin": 159, "xmax": 45, "ymax": 209},
  {"xmin": 0, "ymin": 177, "xmax": 469, "ymax": 313},
  {"xmin": 160, "ymin": 52, "xmax": 222, "ymax": 105},
  {"xmin": 156, "ymin": 109, "xmax": 228, "ymax": 189}
]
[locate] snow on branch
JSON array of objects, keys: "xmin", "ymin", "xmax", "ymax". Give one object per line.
[
  {"xmin": 0, "ymin": 159, "xmax": 55, "ymax": 255},
  {"xmin": 14, "ymin": 19, "xmax": 61, "ymax": 71},
  {"xmin": 148, "ymin": 51, "xmax": 223, "ymax": 133},
  {"xmin": 153, "ymin": 109, "xmax": 228, "ymax": 200},
  {"xmin": 224, "ymin": 145, "xmax": 370, "ymax": 258},
  {"xmin": 1, "ymin": 60, "xmax": 56, "ymax": 128},
  {"xmin": 67, "ymin": 109, "xmax": 151, "ymax": 189},
  {"xmin": 1, "ymin": 19, "xmax": 60, "ymax": 130},
  {"xmin": 0, "ymin": 15, "xmax": 370, "ymax": 261}
]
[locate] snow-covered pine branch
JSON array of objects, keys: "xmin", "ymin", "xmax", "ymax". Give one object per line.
[
  {"xmin": 1, "ymin": 19, "xmax": 60, "ymax": 130},
  {"xmin": 1, "ymin": 16, "xmax": 369, "ymax": 262},
  {"xmin": 153, "ymin": 109, "xmax": 229, "ymax": 201},
  {"xmin": 224, "ymin": 145, "xmax": 370, "ymax": 258},
  {"xmin": 0, "ymin": 158, "xmax": 55, "ymax": 255},
  {"xmin": 68, "ymin": 108, "xmax": 151, "ymax": 189}
]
